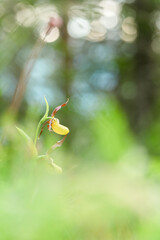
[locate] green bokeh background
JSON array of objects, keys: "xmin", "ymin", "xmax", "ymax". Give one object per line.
[{"xmin": 1, "ymin": 0, "xmax": 160, "ymax": 239}]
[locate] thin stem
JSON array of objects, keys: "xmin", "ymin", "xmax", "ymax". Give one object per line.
[
  {"xmin": 34, "ymin": 117, "xmax": 52, "ymax": 146},
  {"xmin": 34, "ymin": 120, "xmax": 42, "ymax": 146},
  {"xmin": 10, "ymin": 24, "xmax": 52, "ymax": 112}
]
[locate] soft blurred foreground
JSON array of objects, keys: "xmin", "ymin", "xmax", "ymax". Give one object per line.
[
  {"xmin": 1, "ymin": 0, "xmax": 160, "ymax": 239},
  {"xmin": 1, "ymin": 110, "xmax": 160, "ymax": 239}
]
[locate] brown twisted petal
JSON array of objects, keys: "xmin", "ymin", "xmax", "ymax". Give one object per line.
[
  {"xmin": 47, "ymin": 135, "xmax": 67, "ymax": 155},
  {"xmin": 38, "ymin": 120, "xmax": 49, "ymax": 139},
  {"xmin": 51, "ymin": 98, "xmax": 69, "ymax": 117}
]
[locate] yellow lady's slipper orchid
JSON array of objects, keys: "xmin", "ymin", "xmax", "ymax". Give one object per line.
[
  {"xmin": 51, "ymin": 118, "xmax": 69, "ymax": 135},
  {"xmin": 39, "ymin": 99, "xmax": 69, "ymax": 138}
]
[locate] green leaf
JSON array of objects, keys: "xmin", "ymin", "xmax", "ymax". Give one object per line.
[
  {"xmin": 16, "ymin": 126, "xmax": 37, "ymax": 156},
  {"xmin": 16, "ymin": 126, "xmax": 31, "ymax": 142}
]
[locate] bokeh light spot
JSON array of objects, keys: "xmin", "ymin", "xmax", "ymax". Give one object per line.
[{"xmin": 67, "ymin": 17, "xmax": 90, "ymax": 39}]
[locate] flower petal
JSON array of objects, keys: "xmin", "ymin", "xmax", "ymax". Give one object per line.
[{"xmin": 51, "ymin": 98, "xmax": 69, "ymax": 117}]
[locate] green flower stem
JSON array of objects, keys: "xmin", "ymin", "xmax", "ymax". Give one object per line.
[
  {"xmin": 34, "ymin": 117, "xmax": 52, "ymax": 146},
  {"xmin": 34, "ymin": 120, "xmax": 42, "ymax": 146},
  {"xmin": 34, "ymin": 97, "xmax": 50, "ymax": 146}
]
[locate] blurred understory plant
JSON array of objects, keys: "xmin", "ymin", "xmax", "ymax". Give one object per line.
[
  {"xmin": 10, "ymin": 16, "xmax": 70, "ymax": 172},
  {"xmin": 16, "ymin": 97, "xmax": 69, "ymax": 172}
]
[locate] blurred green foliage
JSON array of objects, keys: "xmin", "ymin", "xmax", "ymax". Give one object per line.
[{"xmin": 92, "ymin": 99, "xmax": 134, "ymax": 162}]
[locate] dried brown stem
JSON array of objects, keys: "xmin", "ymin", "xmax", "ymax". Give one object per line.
[
  {"xmin": 9, "ymin": 17, "xmax": 58, "ymax": 112},
  {"xmin": 10, "ymin": 37, "xmax": 45, "ymax": 112}
]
